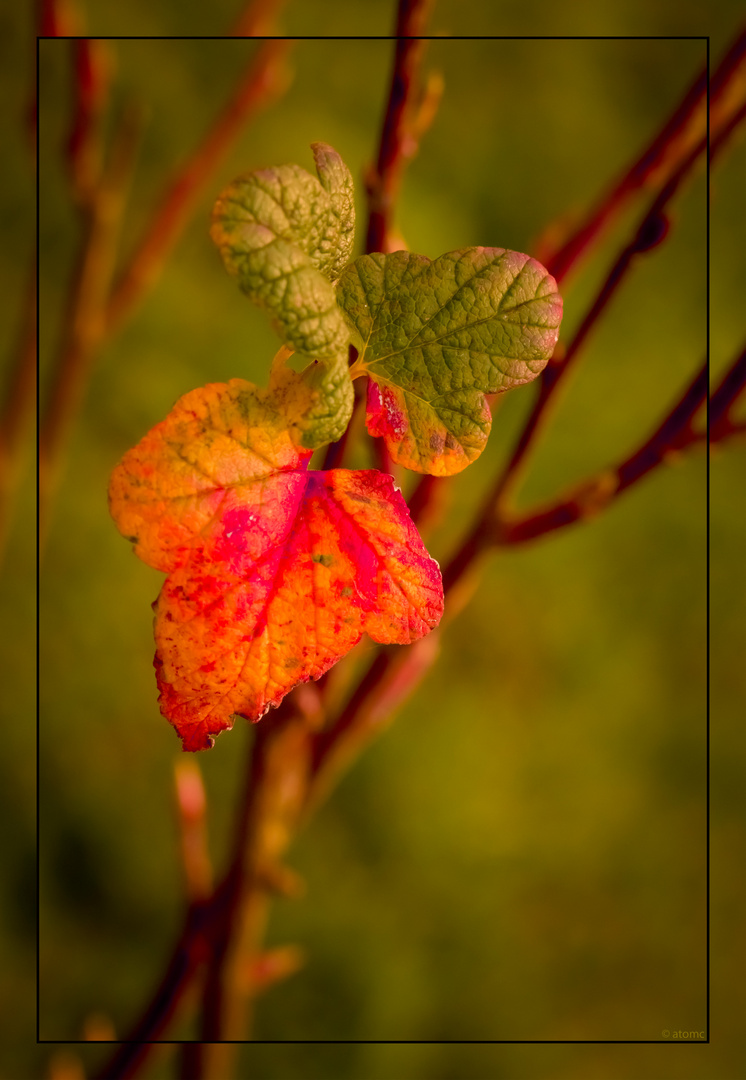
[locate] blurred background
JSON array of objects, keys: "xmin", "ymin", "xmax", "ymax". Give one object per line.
[{"xmin": 4, "ymin": 2, "xmax": 745, "ymax": 1077}]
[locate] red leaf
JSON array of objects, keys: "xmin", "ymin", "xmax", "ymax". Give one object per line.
[{"xmin": 109, "ymin": 380, "xmax": 443, "ymax": 751}]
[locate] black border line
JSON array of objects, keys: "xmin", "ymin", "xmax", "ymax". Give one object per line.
[
  {"xmin": 704, "ymin": 30, "xmax": 712, "ymax": 1048},
  {"xmin": 36, "ymin": 28, "xmax": 42, "ymax": 1052},
  {"xmin": 36, "ymin": 35, "xmax": 709, "ymax": 41}
]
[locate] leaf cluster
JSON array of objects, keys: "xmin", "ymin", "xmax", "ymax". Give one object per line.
[{"xmin": 109, "ymin": 143, "xmax": 563, "ymax": 749}]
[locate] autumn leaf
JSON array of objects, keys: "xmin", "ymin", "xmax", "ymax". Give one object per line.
[
  {"xmin": 337, "ymin": 247, "xmax": 563, "ymax": 475},
  {"xmin": 109, "ymin": 380, "xmax": 443, "ymax": 751}
]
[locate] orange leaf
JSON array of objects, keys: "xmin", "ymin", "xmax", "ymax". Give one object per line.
[{"xmin": 109, "ymin": 380, "xmax": 443, "ymax": 751}]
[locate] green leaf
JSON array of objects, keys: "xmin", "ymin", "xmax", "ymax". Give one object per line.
[
  {"xmin": 270, "ymin": 350, "xmax": 354, "ymax": 450},
  {"xmin": 210, "ymin": 142, "xmax": 356, "ymax": 448},
  {"xmin": 337, "ymin": 247, "xmax": 563, "ymax": 475},
  {"xmin": 310, "ymin": 141, "xmax": 356, "ymax": 281},
  {"xmin": 210, "ymin": 142, "xmax": 354, "ymax": 358}
]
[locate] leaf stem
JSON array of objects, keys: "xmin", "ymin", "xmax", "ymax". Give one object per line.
[
  {"xmin": 269, "ymin": 343, "xmax": 295, "ymax": 385},
  {"xmin": 348, "ymin": 357, "xmax": 368, "ymax": 380}
]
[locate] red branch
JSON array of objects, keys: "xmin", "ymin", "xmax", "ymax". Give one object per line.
[
  {"xmin": 710, "ymin": 346, "xmax": 746, "ymax": 439},
  {"xmin": 513, "ymin": 32, "xmax": 745, "ymax": 492},
  {"xmin": 497, "ymin": 133, "xmax": 707, "ymax": 506},
  {"xmin": 0, "ymin": 259, "xmax": 37, "ymax": 565},
  {"xmin": 323, "ymin": 0, "xmax": 439, "ymax": 470},
  {"xmin": 94, "ymin": 702, "xmax": 290, "ymax": 1079},
  {"xmin": 540, "ymin": 66, "xmax": 706, "ymax": 284},
  {"xmin": 39, "ymin": 103, "xmax": 142, "ymax": 548},
  {"xmin": 490, "ymin": 347, "xmax": 746, "ymax": 548},
  {"xmin": 494, "ymin": 364, "xmax": 707, "ymax": 548},
  {"xmin": 105, "ymin": 36, "xmax": 292, "ymax": 334},
  {"xmin": 489, "ymin": 84, "xmax": 745, "ymax": 517},
  {"xmin": 539, "ymin": 29, "xmax": 745, "ymax": 285},
  {"xmin": 38, "ymin": 0, "xmax": 79, "ymax": 35},
  {"xmin": 308, "ymin": 635, "xmax": 441, "ymax": 814},
  {"xmin": 365, "ymin": 0, "xmax": 435, "ymax": 254},
  {"xmin": 66, "ymin": 36, "xmax": 111, "ymax": 201}
]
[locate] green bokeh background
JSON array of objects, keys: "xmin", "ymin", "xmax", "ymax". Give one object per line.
[{"xmin": 4, "ymin": 3, "xmax": 745, "ymax": 1077}]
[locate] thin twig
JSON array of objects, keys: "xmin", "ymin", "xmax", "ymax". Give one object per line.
[
  {"xmin": 94, "ymin": 710, "xmax": 267, "ymax": 1080},
  {"xmin": 230, "ymin": 0, "xmax": 287, "ymax": 36},
  {"xmin": 709, "ymin": 28, "xmax": 746, "ymax": 126},
  {"xmin": 0, "ymin": 258, "xmax": 37, "ymax": 567},
  {"xmin": 321, "ymin": 0, "xmax": 439, "ymax": 480},
  {"xmin": 443, "ymin": 342, "xmax": 743, "ymax": 560},
  {"xmin": 196, "ymin": 699, "xmax": 316, "ymax": 1077},
  {"xmin": 104, "ymin": 37, "xmax": 293, "ymax": 335},
  {"xmin": 94, "ymin": 697, "xmax": 315, "ymax": 1080},
  {"xmin": 66, "ymin": 36, "xmax": 112, "ymax": 204},
  {"xmin": 488, "ymin": 141, "xmax": 706, "ymax": 517},
  {"xmin": 307, "ymin": 632, "xmax": 440, "ymax": 813},
  {"xmin": 1, "ymin": 4, "xmax": 69, "ymax": 561},
  {"xmin": 93, "ymin": 898, "xmax": 214, "ymax": 1079},
  {"xmin": 710, "ymin": 346, "xmax": 746, "ymax": 439},
  {"xmin": 487, "ymin": 345, "xmax": 746, "ymax": 549},
  {"xmin": 538, "ymin": 28, "xmax": 745, "ymax": 284},
  {"xmin": 365, "ymin": 0, "xmax": 437, "ymax": 255},
  {"xmin": 489, "ymin": 87, "xmax": 746, "ymax": 518},
  {"xmin": 492, "ymin": 363, "xmax": 707, "ymax": 548},
  {"xmin": 41, "ymin": 27, "xmax": 292, "ymax": 551},
  {"xmin": 39, "ymin": 101, "xmax": 142, "ymax": 548},
  {"xmin": 407, "ymin": 470, "xmax": 449, "ymax": 536},
  {"xmin": 174, "ymin": 759, "xmax": 213, "ymax": 902},
  {"xmin": 38, "ymin": 0, "xmax": 82, "ymax": 36},
  {"xmin": 538, "ymin": 65, "xmax": 707, "ymax": 284}
]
